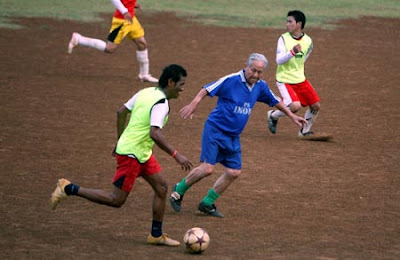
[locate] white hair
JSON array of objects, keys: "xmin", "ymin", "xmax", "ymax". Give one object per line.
[{"xmin": 246, "ymin": 53, "xmax": 268, "ymax": 68}]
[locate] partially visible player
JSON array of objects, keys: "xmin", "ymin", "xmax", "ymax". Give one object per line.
[
  {"xmin": 267, "ymin": 10, "xmax": 321, "ymax": 138},
  {"xmin": 50, "ymin": 64, "xmax": 192, "ymax": 246},
  {"xmin": 170, "ymin": 53, "xmax": 306, "ymax": 218},
  {"xmin": 67, "ymin": 0, "xmax": 158, "ymax": 83}
]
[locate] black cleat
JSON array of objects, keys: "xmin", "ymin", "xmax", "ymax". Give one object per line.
[
  {"xmin": 198, "ymin": 202, "xmax": 224, "ymax": 218},
  {"xmin": 170, "ymin": 184, "xmax": 184, "ymax": 212},
  {"xmin": 267, "ymin": 110, "xmax": 278, "ymax": 134}
]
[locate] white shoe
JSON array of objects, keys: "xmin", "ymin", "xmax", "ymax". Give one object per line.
[
  {"xmin": 298, "ymin": 129, "xmax": 313, "ymax": 138},
  {"xmin": 138, "ymin": 74, "xmax": 158, "ymax": 83},
  {"xmin": 67, "ymin": 32, "xmax": 80, "ymax": 54}
]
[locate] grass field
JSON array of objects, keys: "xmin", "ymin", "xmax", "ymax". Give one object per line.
[{"xmin": 1, "ymin": 0, "xmax": 399, "ymax": 28}]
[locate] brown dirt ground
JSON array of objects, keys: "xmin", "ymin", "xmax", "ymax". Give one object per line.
[{"xmin": 1, "ymin": 11, "xmax": 400, "ymax": 259}]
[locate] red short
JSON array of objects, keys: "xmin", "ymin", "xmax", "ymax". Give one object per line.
[
  {"xmin": 112, "ymin": 154, "xmax": 161, "ymax": 192},
  {"xmin": 278, "ymin": 79, "xmax": 320, "ymax": 107}
]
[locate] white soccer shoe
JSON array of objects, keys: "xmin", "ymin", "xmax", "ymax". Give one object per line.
[
  {"xmin": 67, "ymin": 32, "xmax": 80, "ymax": 54},
  {"xmin": 138, "ymin": 74, "xmax": 158, "ymax": 83}
]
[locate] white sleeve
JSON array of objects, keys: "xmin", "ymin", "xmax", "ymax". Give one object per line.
[
  {"xmin": 304, "ymin": 41, "xmax": 313, "ymax": 62},
  {"xmin": 150, "ymin": 100, "xmax": 169, "ymax": 129},
  {"xmin": 124, "ymin": 92, "xmax": 139, "ymax": 110},
  {"xmin": 110, "ymin": 0, "xmax": 128, "ymax": 15},
  {"xmin": 276, "ymin": 36, "xmax": 295, "ymax": 65}
]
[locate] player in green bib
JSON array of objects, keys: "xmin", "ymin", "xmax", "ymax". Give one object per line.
[
  {"xmin": 267, "ymin": 10, "xmax": 322, "ymax": 139},
  {"xmin": 50, "ymin": 64, "xmax": 193, "ymax": 246}
]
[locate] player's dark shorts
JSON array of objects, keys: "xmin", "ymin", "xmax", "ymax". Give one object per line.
[
  {"xmin": 200, "ymin": 121, "xmax": 242, "ymax": 170},
  {"xmin": 112, "ymin": 154, "xmax": 161, "ymax": 192}
]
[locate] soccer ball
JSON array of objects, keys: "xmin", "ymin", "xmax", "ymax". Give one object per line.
[{"xmin": 183, "ymin": 227, "xmax": 210, "ymax": 254}]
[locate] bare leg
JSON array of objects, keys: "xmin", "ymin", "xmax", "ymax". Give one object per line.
[
  {"xmin": 185, "ymin": 163, "xmax": 214, "ymax": 186},
  {"xmin": 142, "ymin": 173, "xmax": 168, "ymax": 221},
  {"xmin": 77, "ymin": 185, "xmax": 129, "ymax": 208},
  {"xmin": 133, "ymin": 36, "xmax": 147, "ymax": 51},
  {"xmin": 104, "ymin": 41, "xmax": 118, "ymax": 53},
  {"xmin": 212, "ymin": 168, "xmax": 241, "ymax": 195}
]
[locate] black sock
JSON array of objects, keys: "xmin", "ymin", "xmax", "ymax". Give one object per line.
[
  {"xmin": 151, "ymin": 220, "xmax": 162, "ymax": 237},
  {"xmin": 64, "ymin": 183, "xmax": 80, "ymax": 196}
]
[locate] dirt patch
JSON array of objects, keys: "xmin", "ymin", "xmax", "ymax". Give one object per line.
[{"xmin": 1, "ymin": 12, "xmax": 399, "ymax": 259}]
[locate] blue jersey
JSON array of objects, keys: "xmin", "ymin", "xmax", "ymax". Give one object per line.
[{"xmin": 204, "ymin": 69, "xmax": 280, "ymax": 136}]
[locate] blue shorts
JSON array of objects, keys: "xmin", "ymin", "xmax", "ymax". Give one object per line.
[{"xmin": 200, "ymin": 121, "xmax": 242, "ymax": 169}]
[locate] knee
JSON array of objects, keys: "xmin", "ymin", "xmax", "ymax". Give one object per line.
[
  {"xmin": 202, "ymin": 164, "xmax": 214, "ymax": 177},
  {"xmin": 310, "ymin": 102, "xmax": 320, "ymax": 111},
  {"xmin": 155, "ymin": 182, "xmax": 168, "ymax": 199},
  {"xmin": 105, "ymin": 44, "xmax": 117, "ymax": 54},
  {"xmin": 135, "ymin": 38, "xmax": 147, "ymax": 51},
  {"xmin": 104, "ymin": 48, "xmax": 115, "ymax": 54},
  {"xmin": 111, "ymin": 197, "xmax": 126, "ymax": 208},
  {"xmin": 290, "ymin": 103, "xmax": 301, "ymax": 113},
  {"xmin": 226, "ymin": 169, "xmax": 241, "ymax": 180}
]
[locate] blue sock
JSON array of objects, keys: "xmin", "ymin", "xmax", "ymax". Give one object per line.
[
  {"xmin": 64, "ymin": 183, "xmax": 80, "ymax": 196},
  {"xmin": 151, "ymin": 220, "xmax": 163, "ymax": 237}
]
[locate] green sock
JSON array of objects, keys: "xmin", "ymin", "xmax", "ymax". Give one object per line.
[
  {"xmin": 176, "ymin": 178, "xmax": 191, "ymax": 195},
  {"xmin": 202, "ymin": 189, "xmax": 220, "ymax": 205}
]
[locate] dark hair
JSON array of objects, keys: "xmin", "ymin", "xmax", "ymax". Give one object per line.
[
  {"xmin": 158, "ymin": 64, "xmax": 187, "ymax": 89},
  {"xmin": 288, "ymin": 10, "xmax": 306, "ymax": 29}
]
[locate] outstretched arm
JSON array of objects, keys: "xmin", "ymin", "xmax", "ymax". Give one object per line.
[
  {"xmin": 180, "ymin": 88, "xmax": 208, "ymax": 119},
  {"xmin": 275, "ymin": 101, "xmax": 307, "ymax": 128},
  {"xmin": 150, "ymin": 126, "xmax": 193, "ymax": 171}
]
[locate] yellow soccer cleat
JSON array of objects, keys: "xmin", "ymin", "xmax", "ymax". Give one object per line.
[
  {"xmin": 50, "ymin": 178, "xmax": 71, "ymax": 210},
  {"xmin": 147, "ymin": 234, "xmax": 180, "ymax": 246}
]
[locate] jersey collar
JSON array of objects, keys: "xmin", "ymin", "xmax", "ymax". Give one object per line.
[{"xmin": 240, "ymin": 69, "xmax": 256, "ymax": 90}]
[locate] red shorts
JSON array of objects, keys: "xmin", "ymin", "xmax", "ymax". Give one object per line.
[
  {"xmin": 277, "ymin": 79, "xmax": 320, "ymax": 107},
  {"xmin": 112, "ymin": 154, "xmax": 161, "ymax": 192}
]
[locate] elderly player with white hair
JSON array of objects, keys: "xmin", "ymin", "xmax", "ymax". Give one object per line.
[{"xmin": 170, "ymin": 53, "xmax": 306, "ymax": 218}]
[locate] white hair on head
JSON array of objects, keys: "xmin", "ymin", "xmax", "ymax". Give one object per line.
[{"xmin": 246, "ymin": 53, "xmax": 268, "ymax": 68}]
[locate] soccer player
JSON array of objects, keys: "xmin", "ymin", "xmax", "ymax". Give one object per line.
[
  {"xmin": 267, "ymin": 10, "xmax": 321, "ymax": 138},
  {"xmin": 169, "ymin": 53, "xmax": 306, "ymax": 218},
  {"xmin": 67, "ymin": 0, "xmax": 158, "ymax": 83},
  {"xmin": 50, "ymin": 64, "xmax": 193, "ymax": 246}
]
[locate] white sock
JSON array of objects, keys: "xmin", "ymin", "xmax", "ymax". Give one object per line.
[
  {"xmin": 301, "ymin": 108, "xmax": 319, "ymax": 133},
  {"xmin": 271, "ymin": 109, "xmax": 287, "ymax": 119},
  {"xmin": 78, "ymin": 35, "xmax": 106, "ymax": 52},
  {"xmin": 136, "ymin": 49, "xmax": 150, "ymax": 75}
]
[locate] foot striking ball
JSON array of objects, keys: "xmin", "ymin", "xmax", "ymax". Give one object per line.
[{"xmin": 183, "ymin": 227, "xmax": 210, "ymax": 254}]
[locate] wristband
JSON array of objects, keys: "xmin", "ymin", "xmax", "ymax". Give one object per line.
[{"xmin": 171, "ymin": 150, "xmax": 178, "ymax": 157}]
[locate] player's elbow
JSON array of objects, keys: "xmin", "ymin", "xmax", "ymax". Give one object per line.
[
  {"xmin": 276, "ymin": 58, "xmax": 285, "ymax": 65},
  {"xmin": 150, "ymin": 127, "xmax": 162, "ymax": 141}
]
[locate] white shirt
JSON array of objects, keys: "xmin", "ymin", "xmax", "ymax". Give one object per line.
[
  {"xmin": 276, "ymin": 36, "xmax": 313, "ymax": 65},
  {"xmin": 110, "ymin": 0, "xmax": 128, "ymax": 15},
  {"xmin": 124, "ymin": 93, "xmax": 169, "ymax": 129}
]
